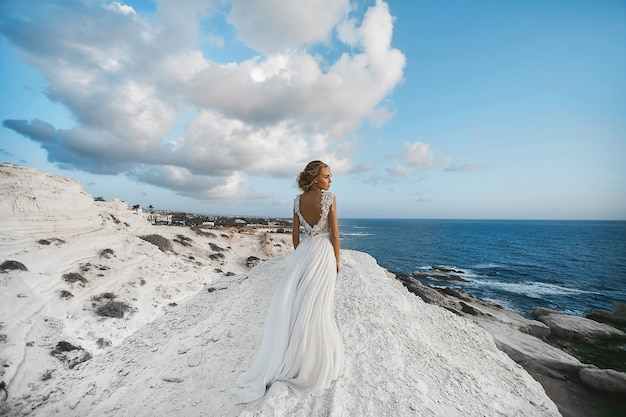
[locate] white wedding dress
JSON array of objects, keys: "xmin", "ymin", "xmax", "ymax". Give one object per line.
[{"xmin": 232, "ymin": 191, "xmax": 344, "ymax": 404}]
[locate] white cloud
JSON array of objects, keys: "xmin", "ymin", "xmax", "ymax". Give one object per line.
[
  {"xmin": 403, "ymin": 141, "xmax": 436, "ymax": 169},
  {"xmin": 445, "ymin": 163, "xmax": 479, "ymax": 173},
  {"xmin": 386, "ymin": 164, "xmax": 412, "ymax": 177},
  {"xmin": 227, "ymin": 0, "xmax": 351, "ymax": 54},
  {"xmin": 1, "ymin": 0, "xmax": 405, "ymax": 200},
  {"xmin": 106, "ymin": 2, "xmax": 137, "ymax": 16}
]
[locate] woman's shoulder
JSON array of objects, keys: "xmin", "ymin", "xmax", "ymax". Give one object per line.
[{"xmin": 321, "ymin": 191, "xmax": 336, "ymax": 209}]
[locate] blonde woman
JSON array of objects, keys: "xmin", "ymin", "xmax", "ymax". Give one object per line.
[{"xmin": 232, "ymin": 160, "xmax": 344, "ymax": 403}]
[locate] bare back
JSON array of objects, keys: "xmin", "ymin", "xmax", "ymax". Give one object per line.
[{"xmin": 298, "ymin": 191, "xmax": 323, "ymax": 229}]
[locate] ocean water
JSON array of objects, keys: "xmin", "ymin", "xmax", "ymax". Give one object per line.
[{"xmin": 339, "ymin": 219, "xmax": 626, "ymax": 318}]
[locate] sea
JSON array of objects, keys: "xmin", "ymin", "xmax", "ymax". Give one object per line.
[{"xmin": 339, "ymin": 219, "xmax": 626, "ymax": 319}]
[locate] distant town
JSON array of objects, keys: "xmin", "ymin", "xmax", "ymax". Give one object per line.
[{"xmin": 96, "ymin": 197, "xmax": 293, "ymax": 231}]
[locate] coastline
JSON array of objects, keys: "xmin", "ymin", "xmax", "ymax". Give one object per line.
[
  {"xmin": 393, "ymin": 273, "xmax": 626, "ymax": 417},
  {"xmin": 339, "ymin": 218, "xmax": 626, "ymax": 321},
  {"xmin": 1, "ymin": 163, "xmax": 624, "ymax": 416}
]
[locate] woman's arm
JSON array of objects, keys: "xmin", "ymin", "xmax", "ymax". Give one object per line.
[
  {"xmin": 329, "ymin": 194, "xmax": 340, "ymax": 273},
  {"xmin": 292, "ymin": 210, "xmax": 300, "ymax": 249}
]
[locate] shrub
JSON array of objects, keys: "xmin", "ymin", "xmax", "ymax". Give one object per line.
[
  {"xmin": 192, "ymin": 227, "xmax": 217, "ymax": 238},
  {"xmin": 96, "ymin": 338, "xmax": 111, "ymax": 349},
  {"xmin": 52, "ymin": 341, "xmax": 80, "ymax": 353},
  {"xmin": 209, "ymin": 243, "xmax": 225, "ymax": 252},
  {"xmin": 174, "ymin": 235, "xmax": 192, "ymax": 247},
  {"xmin": 96, "ymin": 301, "xmax": 132, "ymax": 318},
  {"xmin": 177, "ymin": 234, "xmax": 192, "ymax": 242},
  {"xmin": 50, "ymin": 341, "xmax": 92, "ymax": 369},
  {"xmin": 92, "ymin": 292, "xmax": 117, "ymax": 302},
  {"xmin": 139, "ymin": 234, "xmax": 173, "ymax": 252},
  {"xmin": 99, "ymin": 248, "xmax": 115, "ymax": 258},
  {"xmin": 1, "ymin": 260, "xmax": 28, "ymax": 272},
  {"xmin": 60, "ymin": 290, "xmax": 74, "ymax": 300},
  {"xmin": 38, "ymin": 238, "xmax": 66, "ymax": 245},
  {"xmin": 246, "ymin": 256, "xmax": 261, "ymax": 268},
  {"xmin": 62, "ymin": 272, "xmax": 87, "ymax": 285}
]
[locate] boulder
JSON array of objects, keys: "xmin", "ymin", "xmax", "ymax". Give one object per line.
[
  {"xmin": 411, "ymin": 270, "xmax": 469, "ymax": 282},
  {"xmin": 586, "ymin": 309, "xmax": 626, "ymax": 331},
  {"xmin": 476, "ymin": 320, "xmax": 584, "ymax": 375},
  {"xmin": 460, "ymin": 301, "xmax": 481, "ymax": 315},
  {"xmin": 439, "ymin": 287, "xmax": 471, "ymax": 301},
  {"xmin": 579, "ymin": 367, "xmax": 626, "ymax": 393},
  {"xmin": 533, "ymin": 307, "xmax": 626, "ymax": 342},
  {"xmin": 396, "ymin": 275, "xmax": 550, "ymax": 338},
  {"xmin": 395, "ymin": 274, "xmax": 442, "ymax": 305},
  {"xmin": 431, "ymin": 265, "xmax": 465, "ymax": 274}
]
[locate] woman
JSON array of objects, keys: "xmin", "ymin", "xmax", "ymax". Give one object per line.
[{"xmin": 232, "ymin": 160, "xmax": 344, "ymax": 404}]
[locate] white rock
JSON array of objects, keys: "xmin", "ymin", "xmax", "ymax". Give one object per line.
[{"xmin": 579, "ymin": 367, "xmax": 626, "ymax": 393}]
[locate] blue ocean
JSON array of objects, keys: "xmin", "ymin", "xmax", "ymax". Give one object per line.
[{"xmin": 339, "ymin": 219, "xmax": 626, "ymax": 318}]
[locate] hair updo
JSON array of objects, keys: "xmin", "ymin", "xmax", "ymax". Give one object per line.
[{"xmin": 297, "ymin": 160, "xmax": 329, "ymax": 192}]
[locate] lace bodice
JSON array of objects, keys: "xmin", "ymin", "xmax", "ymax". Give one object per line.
[{"xmin": 294, "ymin": 191, "xmax": 334, "ymax": 237}]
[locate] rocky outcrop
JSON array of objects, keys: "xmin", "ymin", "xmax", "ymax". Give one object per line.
[
  {"xmin": 395, "ymin": 274, "xmax": 626, "ymax": 417},
  {"xmin": 0, "ymin": 163, "xmax": 102, "ymax": 236},
  {"xmin": 479, "ymin": 321, "xmax": 584, "ymax": 375},
  {"xmin": 579, "ymin": 368, "xmax": 626, "ymax": 393},
  {"xmin": 411, "ymin": 265, "xmax": 469, "ymax": 282},
  {"xmin": 533, "ymin": 307, "xmax": 626, "ymax": 342},
  {"xmin": 586, "ymin": 302, "xmax": 626, "ymax": 331}
]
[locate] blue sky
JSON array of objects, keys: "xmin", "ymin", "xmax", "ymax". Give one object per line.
[{"xmin": 1, "ymin": 0, "xmax": 624, "ymax": 220}]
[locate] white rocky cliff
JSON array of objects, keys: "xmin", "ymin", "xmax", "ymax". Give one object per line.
[{"xmin": 0, "ymin": 163, "xmax": 559, "ymax": 416}]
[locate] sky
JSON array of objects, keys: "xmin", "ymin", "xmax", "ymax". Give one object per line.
[{"xmin": 1, "ymin": 0, "xmax": 625, "ymax": 220}]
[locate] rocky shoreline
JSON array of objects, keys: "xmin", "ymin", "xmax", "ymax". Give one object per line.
[
  {"xmin": 1, "ymin": 163, "xmax": 622, "ymax": 416},
  {"xmin": 395, "ymin": 272, "xmax": 626, "ymax": 417}
]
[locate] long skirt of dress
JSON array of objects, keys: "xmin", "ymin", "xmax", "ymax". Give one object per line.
[{"xmin": 231, "ymin": 232, "xmax": 344, "ymax": 404}]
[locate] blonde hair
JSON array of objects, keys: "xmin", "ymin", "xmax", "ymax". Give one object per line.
[{"xmin": 297, "ymin": 160, "xmax": 329, "ymax": 192}]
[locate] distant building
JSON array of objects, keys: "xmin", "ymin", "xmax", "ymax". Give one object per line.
[
  {"xmin": 146, "ymin": 212, "xmax": 172, "ymax": 225},
  {"xmin": 171, "ymin": 212, "xmax": 187, "ymax": 225}
]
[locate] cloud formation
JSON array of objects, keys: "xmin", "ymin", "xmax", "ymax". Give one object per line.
[{"xmin": 1, "ymin": 0, "xmax": 405, "ymax": 199}]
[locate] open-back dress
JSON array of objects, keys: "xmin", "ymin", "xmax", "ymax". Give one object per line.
[{"xmin": 232, "ymin": 191, "xmax": 344, "ymax": 404}]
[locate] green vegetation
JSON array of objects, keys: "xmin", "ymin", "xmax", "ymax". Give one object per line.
[
  {"xmin": 99, "ymin": 248, "xmax": 115, "ymax": 258},
  {"xmin": 139, "ymin": 234, "xmax": 173, "ymax": 252},
  {"xmin": 570, "ymin": 340, "xmax": 626, "ymax": 373},
  {"xmin": 0, "ymin": 260, "xmax": 27, "ymax": 272},
  {"xmin": 59, "ymin": 290, "xmax": 74, "ymax": 300},
  {"xmin": 95, "ymin": 301, "xmax": 132, "ymax": 318},
  {"xmin": 91, "ymin": 292, "xmax": 117, "ymax": 302},
  {"xmin": 62, "ymin": 272, "xmax": 87, "ymax": 285}
]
